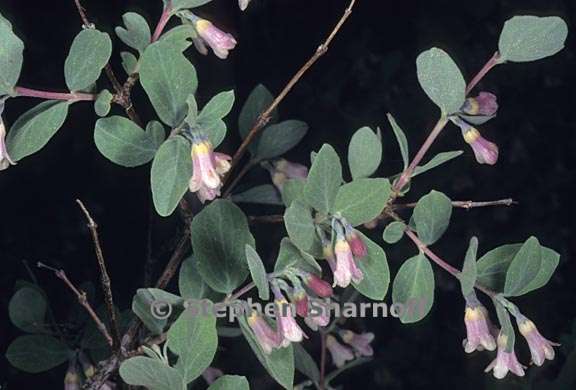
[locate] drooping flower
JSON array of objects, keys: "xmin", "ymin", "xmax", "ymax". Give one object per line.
[
  {"xmin": 238, "ymin": 0, "xmax": 252, "ymax": 11},
  {"xmin": 184, "ymin": 13, "xmax": 237, "ymax": 59},
  {"xmin": 247, "ymin": 311, "xmax": 281, "ymax": 354},
  {"xmin": 0, "ymin": 101, "xmax": 15, "ymax": 171},
  {"xmin": 326, "ymin": 334, "xmax": 355, "ymax": 368},
  {"xmin": 188, "ymin": 135, "xmax": 231, "ymax": 203},
  {"xmin": 305, "ymin": 298, "xmax": 331, "ymax": 331},
  {"xmin": 269, "ymin": 159, "xmax": 308, "ymax": 191},
  {"xmin": 333, "ymin": 235, "xmax": 363, "ymax": 288},
  {"xmin": 485, "ymin": 332, "xmax": 526, "ymax": 379},
  {"xmin": 339, "ymin": 330, "xmax": 374, "ymax": 357},
  {"xmin": 344, "ymin": 223, "xmax": 367, "ymax": 258},
  {"xmin": 451, "ymin": 117, "xmax": 498, "ymax": 165},
  {"xmin": 462, "ymin": 296, "xmax": 497, "ymax": 353},
  {"xmin": 202, "ymin": 367, "xmax": 224, "ymax": 384},
  {"xmin": 291, "ymin": 288, "xmax": 309, "ymax": 318},
  {"xmin": 517, "ymin": 316, "xmax": 560, "ymax": 366},
  {"xmin": 303, "ymin": 272, "xmax": 333, "ymax": 298},
  {"xmin": 461, "ymin": 92, "xmax": 498, "ymax": 117},
  {"xmin": 275, "ymin": 294, "xmax": 305, "ymax": 344}
]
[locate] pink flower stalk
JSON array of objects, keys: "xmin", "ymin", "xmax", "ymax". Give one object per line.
[
  {"xmin": 202, "ymin": 367, "xmax": 224, "ymax": 384},
  {"xmin": 304, "ymin": 298, "xmax": 330, "ymax": 331},
  {"xmin": 344, "ymin": 224, "xmax": 367, "ymax": 258},
  {"xmin": 339, "ymin": 330, "xmax": 375, "ymax": 357},
  {"xmin": 303, "ymin": 273, "xmax": 333, "ymax": 298},
  {"xmin": 270, "ymin": 159, "xmax": 308, "ymax": 191},
  {"xmin": 517, "ymin": 317, "xmax": 560, "ymax": 366},
  {"xmin": 238, "ymin": 0, "xmax": 252, "ymax": 11},
  {"xmin": 275, "ymin": 296, "xmax": 305, "ymax": 344},
  {"xmin": 461, "ymin": 92, "xmax": 498, "ymax": 117},
  {"xmin": 333, "ymin": 238, "xmax": 363, "ymax": 288},
  {"xmin": 0, "ymin": 112, "xmax": 15, "ymax": 171},
  {"xmin": 247, "ymin": 311, "xmax": 281, "ymax": 354},
  {"xmin": 188, "ymin": 137, "xmax": 231, "ymax": 203},
  {"xmin": 191, "ymin": 15, "xmax": 237, "ymax": 59},
  {"xmin": 463, "ymin": 301, "xmax": 497, "ymax": 353},
  {"xmin": 485, "ymin": 333, "xmax": 526, "ymax": 379},
  {"xmin": 326, "ymin": 334, "xmax": 355, "ymax": 368}
]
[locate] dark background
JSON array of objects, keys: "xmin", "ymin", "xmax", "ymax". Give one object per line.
[{"xmin": 1, "ymin": 0, "xmax": 575, "ymax": 389}]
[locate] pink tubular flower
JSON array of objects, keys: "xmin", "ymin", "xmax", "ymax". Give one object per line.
[
  {"xmin": 463, "ymin": 301, "xmax": 497, "ymax": 353},
  {"xmin": 303, "ymin": 273, "xmax": 333, "ymax": 298},
  {"xmin": 326, "ymin": 335, "xmax": 355, "ymax": 368},
  {"xmin": 463, "ymin": 127, "xmax": 499, "ymax": 165},
  {"xmin": 247, "ymin": 311, "xmax": 281, "ymax": 354},
  {"xmin": 461, "ymin": 92, "xmax": 498, "ymax": 116},
  {"xmin": 517, "ymin": 317, "xmax": 560, "ymax": 366},
  {"xmin": 305, "ymin": 298, "xmax": 330, "ymax": 331},
  {"xmin": 270, "ymin": 159, "xmax": 309, "ymax": 191},
  {"xmin": 202, "ymin": 367, "xmax": 224, "ymax": 384},
  {"xmin": 192, "ymin": 16, "xmax": 237, "ymax": 59},
  {"xmin": 339, "ymin": 330, "xmax": 375, "ymax": 357},
  {"xmin": 485, "ymin": 333, "xmax": 526, "ymax": 379},
  {"xmin": 333, "ymin": 238, "xmax": 363, "ymax": 288},
  {"xmin": 188, "ymin": 137, "xmax": 231, "ymax": 203},
  {"xmin": 1, "ymin": 107, "xmax": 15, "ymax": 171},
  {"xmin": 292, "ymin": 289, "xmax": 309, "ymax": 318},
  {"xmin": 275, "ymin": 297, "xmax": 305, "ymax": 344}
]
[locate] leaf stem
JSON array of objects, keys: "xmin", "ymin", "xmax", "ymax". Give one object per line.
[
  {"xmin": 152, "ymin": 1, "xmax": 173, "ymax": 42},
  {"xmin": 14, "ymin": 87, "xmax": 96, "ymax": 101},
  {"xmin": 465, "ymin": 51, "xmax": 501, "ymax": 95}
]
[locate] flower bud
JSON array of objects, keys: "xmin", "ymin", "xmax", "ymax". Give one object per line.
[
  {"xmin": 463, "ymin": 127, "xmax": 499, "ymax": 165},
  {"xmin": 461, "ymin": 92, "xmax": 498, "ymax": 117},
  {"xmin": 344, "ymin": 225, "xmax": 367, "ymax": 258},
  {"xmin": 292, "ymin": 289, "xmax": 309, "ymax": 318},
  {"xmin": 303, "ymin": 273, "xmax": 333, "ymax": 298}
]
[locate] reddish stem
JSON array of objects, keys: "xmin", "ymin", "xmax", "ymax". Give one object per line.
[
  {"xmin": 152, "ymin": 2, "xmax": 173, "ymax": 42},
  {"xmin": 15, "ymin": 87, "xmax": 96, "ymax": 102},
  {"xmin": 465, "ymin": 51, "xmax": 501, "ymax": 95}
]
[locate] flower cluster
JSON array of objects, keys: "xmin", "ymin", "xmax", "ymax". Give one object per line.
[
  {"xmin": 326, "ymin": 329, "xmax": 375, "ymax": 368},
  {"xmin": 461, "ymin": 293, "xmax": 559, "ymax": 379},
  {"xmin": 0, "ymin": 98, "xmax": 15, "ymax": 171},
  {"xmin": 452, "ymin": 92, "xmax": 499, "ymax": 165},
  {"xmin": 188, "ymin": 132, "xmax": 231, "ymax": 203},
  {"xmin": 179, "ymin": 12, "xmax": 237, "ymax": 59}
]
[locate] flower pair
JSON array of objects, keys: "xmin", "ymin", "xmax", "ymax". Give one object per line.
[
  {"xmin": 188, "ymin": 133, "xmax": 231, "ymax": 203},
  {"xmin": 323, "ymin": 220, "xmax": 367, "ymax": 288},
  {"xmin": 452, "ymin": 92, "xmax": 499, "ymax": 165},
  {"xmin": 179, "ymin": 12, "xmax": 237, "ymax": 59},
  {"xmin": 326, "ymin": 330, "xmax": 375, "ymax": 368}
]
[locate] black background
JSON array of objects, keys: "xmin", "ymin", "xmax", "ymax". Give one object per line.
[{"xmin": 1, "ymin": 0, "xmax": 575, "ymax": 389}]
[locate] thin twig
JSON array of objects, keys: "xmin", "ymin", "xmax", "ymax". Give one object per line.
[
  {"xmin": 223, "ymin": 0, "xmax": 357, "ymax": 188},
  {"xmin": 15, "ymin": 87, "xmax": 96, "ymax": 102},
  {"xmin": 76, "ymin": 199, "xmax": 122, "ymax": 352},
  {"xmin": 249, "ymin": 215, "xmax": 284, "ymax": 224},
  {"xmin": 397, "ymin": 198, "xmax": 517, "ymax": 210},
  {"xmin": 37, "ymin": 262, "xmax": 114, "ymax": 347},
  {"xmin": 222, "ymin": 160, "xmax": 255, "ymax": 198}
]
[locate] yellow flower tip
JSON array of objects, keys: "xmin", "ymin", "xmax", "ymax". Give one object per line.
[
  {"xmin": 464, "ymin": 306, "xmax": 482, "ymax": 321},
  {"xmin": 519, "ymin": 319, "xmax": 537, "ymax": 336},
  {"xmin": 335, "ymin": 239, "xmax": 350, "ymax": 253},
  {"xmin": 323, "ymin": 246, "xmax": 334, "ymax": 259},
  {"xmin": 247, "ymin": 311, "xmax": 259, "ymax": 324},
  {"xmin": 497, "ymin": 333, "xmax": 509, "ymax": 347},
  {"xmin": 192, "ymin": 141, "xmax": 211, "ymax": 156},
  {"xmin": 195, "ymin": 19, "xmax": 212, "ymax": 33},
  {"xmin": 463, "ymin": 128, "xmax": 481, "ymax": 144},
  {"xmin": 467, "ymin": 98, "xmax": 480, "ymax": 115}
]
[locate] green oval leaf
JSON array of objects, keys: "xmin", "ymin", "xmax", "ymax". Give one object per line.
[
  {"xmin": 459, "ymin": 237, "xmax": 478, "ymax": 296},
  {"xmin": 303, "ymin": 144, "xmax": 342, "ymax": 214},
  {"xmin": 120, "ymin": 356, "xmax": 185, "ymax": 390},
  {"xmin": 283, "ymin": 201, "xmax": 322, "ymax": 257},
  {"xmin": 238, "ymin": 84, "xmax": 277, "ymax": 139},
  {"xmin": 94, "ymin": 89, "xmax": 113, "ymax": 117},
  {"xmin": 0, "ymin": 19, "xmax": 24, "ymax": 95},
  {"xmin": 416, "ymin": 48, "xmax": 466, "ymax": 115},
  {"xmin": 332, "ymin": 178, "xmax": 391, "ymax": 226},
  {"xmin": 253, "ymin": 120, "xmax": 308, "ymax": 161},
  {"xmin": 115, "ymin": 12, "xmax": 151, "ymax": 54},
  {"xmin": 191, "ymin": 200, "xmax": 255, "ymax": 293},
  {"xmin": 9, "ymin": 287, "xmax": 47, "ymax": 333},
  {"xmin": 412, "ymin": 190, "xmax": 453, "ymax": 245},
  {"xmin": 245, "ymin": 245, "xmax": 270, "ymax": 300},
  {"xmin": 504, "ymin": 236, "xmax": 543, "ymax": 296},
  {"xmin": 65, "ymin": 29, "xmax": 113, "ymax": 92},
  {"xmin": 208, "ymin": 375, "xmax": 250, "ymax": 390},
  {"xmin": 95, "ymin": 116, "xmax": 163, "ymax": 167},
  {"xmin": 274, "ymin": 238, "xmax": 321, "ymax": 275},
  {"xmin": 348, "ymin": 127, "xmax": 382, "ymax": 179},
  {"xmin": 383, "ymin": 221, "xmax": 406, "ymax": 244},
  {"xmin": 150, "ymin": 136, "xmax": 193, "ymax": 216},
  {"xmin": 140, "ymin": 42, "xmax": 198, "ymax": 126},
  {"xmin": 392, "ymin": 254, "xmax": 435, "ymax": 323},
  {"xmin": 498, "ymin": 16, "xmax": 568, "ymax": 63},
  {"xmin": 232, "ymin": 184, "xmax": 283, "ymax": 206},
  {"xmin": 179, "ymin": 256, "xmax": 215, "ymax": 300},
  {"xmin": 6, "ymin": 335, "xmax": 71, "ymax": 373},
  {"xmin": 167, "ymin": 310, "xmax": 218, "ymax": 383},
  {"xmin": 5, "ymin": 101, "xmax": 70, "ymax": 161}
]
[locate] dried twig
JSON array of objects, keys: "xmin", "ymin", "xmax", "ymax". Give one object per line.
[
  {"xmin": 37, "ymin": 262, "xmax": 114, "ymax": 347},
  {"xmin": 76, "ymin": 199, "xmax": 122, "ymax": 352},
  {"xmin": 222, "ymin": 0, "xmax": 357, "ymax": 189}
]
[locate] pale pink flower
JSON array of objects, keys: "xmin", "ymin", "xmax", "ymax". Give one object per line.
[
  {"xmin": 247, "ymin": 311, "xmax": 281, "ymax": 354},
  {"xmin": 333, "ymin": 238, "xmax": 363, "ymax": 288},
  {"xmin": 188, "ymin": 137, "xmax": 231, "ymax": 203},
  {"xmin": 275, "ymin": 297, "xmax": 305, "ymax": 344},
  {"xmin": 463, "ymin": 301, "xmax": 497, "ymax": 353},
  {"xmin": 326, "ymin": 335, "xmax": 354, "ymax": 368},
  {"xmin": 339, "ymin": 330, "xmax": 374, "ymax": 357},
  {"xmin": 517, "ymin": 317, "xmax": 560, "ymax": 366},
  {"xmin": 461, "ymin": 92, "xmax": 498, "ymax": 116},
  {"xmin": 270, "ymin": 159, "xmax": 308, "ymax": 191},
  {"xmin": 193, "ymin": 17, "xmax": 237, "ymax": 59},
  {"xmin": 485, "ymin": 333, "xmax": 526, "ymax": 379}
]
